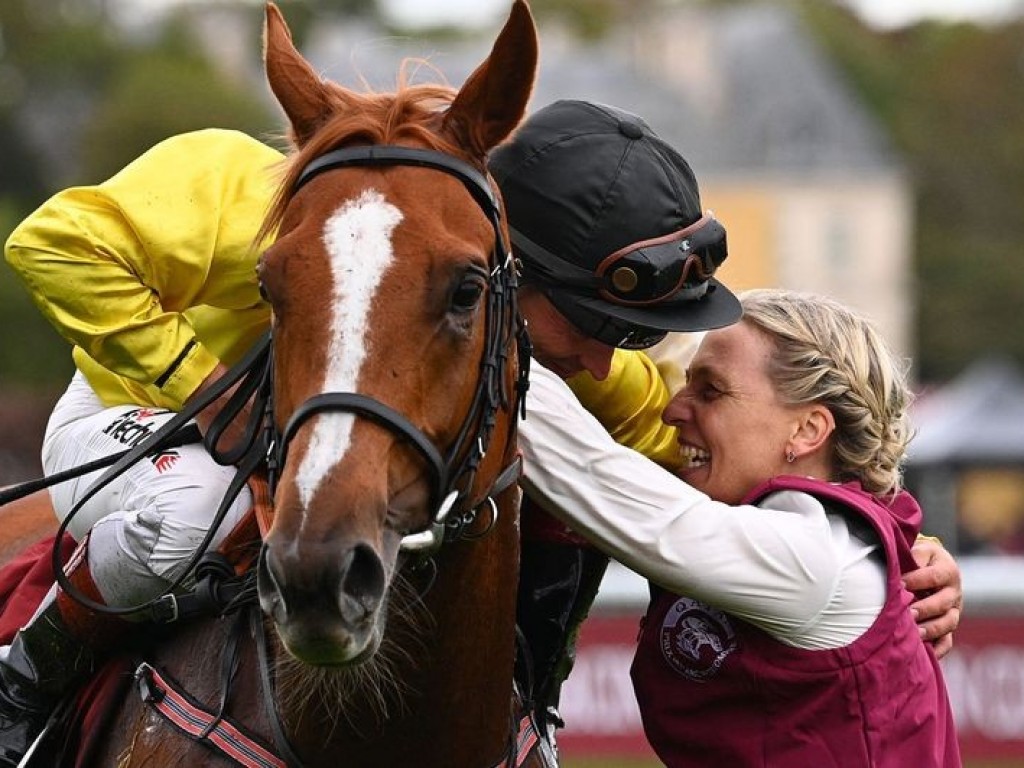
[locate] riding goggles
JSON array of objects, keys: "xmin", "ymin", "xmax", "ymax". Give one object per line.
[
  {"xmin": 545, "ymin": 289, "xmax": 668, "ymax": 350},
  {"xmin": 511, "ymin": 212, "xmax": 728, "ymax": 308},
  {"xmin": 595, "ymin": 213, "xmax": 727, "ymax": 305}
]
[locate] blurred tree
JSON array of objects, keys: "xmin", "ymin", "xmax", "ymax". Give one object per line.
[
  {"xmin": 0, "ymin": 0, "xmax": 119, "ymax": 205},
  {"xmin": 531, "ymin": 0, "xmax": 621, "ymax": 40},
  {"xmin": 0, "ymin": 0, "xmax": 115, "ymax": 390},
  {"xmin": 0, "ymin": 118, "xmax": 46, "ymax": 205},
  {"xmin": 801, "ymin": 1, "xmax": 1024, "ymax": 381},
  {"xmin": 81, "ymin": 17, "xmax": 276, "ymax": 180},
  {"xmin": 311, "ymin": 0, "xmax": 379, "ymax": 18}
]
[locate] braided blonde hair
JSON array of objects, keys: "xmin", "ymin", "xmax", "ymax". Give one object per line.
[{"xmin": 739, "ymin": 289, "xmax": 913, "ymax": 496}]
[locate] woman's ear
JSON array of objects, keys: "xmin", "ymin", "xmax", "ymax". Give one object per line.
[{"xmin": 788, "ymin": 404, "xmax": 835, "ymax": 461}]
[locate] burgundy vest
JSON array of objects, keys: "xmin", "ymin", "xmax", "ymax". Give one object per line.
[{"xmin": 630, "ymin": 477, "xmax": 961, "ymax": 767}]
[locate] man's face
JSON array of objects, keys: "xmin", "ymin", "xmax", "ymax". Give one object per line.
[{"xmin": 519, "ymin": 289, "xmax": 615, "ymax": 380}]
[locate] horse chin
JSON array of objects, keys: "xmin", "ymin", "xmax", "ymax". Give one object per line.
[{"xmin": 274, "ymin": 616, "xmax": 385, "ymax": 667}]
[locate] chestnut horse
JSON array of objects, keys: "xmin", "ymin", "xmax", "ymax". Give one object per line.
[{"xmin": 0, "ymin": 2, "xmax": 542, "ymax": 766}]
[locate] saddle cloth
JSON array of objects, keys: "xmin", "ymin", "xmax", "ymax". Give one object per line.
[{"xmin": 0, "ymin": 535, "xmax": 131, "ymax": 767}]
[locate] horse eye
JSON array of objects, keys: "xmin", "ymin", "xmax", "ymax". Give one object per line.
[{"xmin": 451, "ymin": 276, "xmax": 485, "ymax": 313}]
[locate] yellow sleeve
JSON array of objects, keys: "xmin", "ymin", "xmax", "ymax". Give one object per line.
[
  {"xmin": 567, "ymin": 348, "xmax": 682, "ymax": 471},
  {"xmin": 4, "ymin": 129, "xmax": 283, "ymax": 408}
]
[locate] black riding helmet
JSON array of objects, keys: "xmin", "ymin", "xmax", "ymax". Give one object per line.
[{"xmin": 488, "ymin": 100, "xmax": 741, "ymax": 349}]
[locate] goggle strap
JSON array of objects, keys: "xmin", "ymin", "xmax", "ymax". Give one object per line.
[{"xmin": 508, "ymin": 225, "xmax": 603, "ymax": 291}]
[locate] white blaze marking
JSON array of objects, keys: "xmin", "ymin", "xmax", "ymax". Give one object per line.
[{"xmin": 294, "ymin": 188, "xmax": 403, "ymax": 510}]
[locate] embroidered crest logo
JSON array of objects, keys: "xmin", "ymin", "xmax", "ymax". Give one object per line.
[{"xmin": 660, "ymin": 597, "xmax": 737, "ymax": 681}]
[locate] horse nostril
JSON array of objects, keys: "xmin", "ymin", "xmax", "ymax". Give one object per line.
[
  {"xmin": 338, "ymin": 543, "xmax": 386, "ymax": 622},
  {"xmin": 257, "ymin": 543, "xmax": 289, "ymax": 623}
]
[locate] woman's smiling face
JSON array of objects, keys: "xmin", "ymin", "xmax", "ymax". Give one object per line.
[{"xmin": 661, "ymin": 321, "xmax": 805, "ymax": 504}]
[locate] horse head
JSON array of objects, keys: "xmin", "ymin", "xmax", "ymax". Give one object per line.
[{"xmin": 255, "ymin": 2, "xmax": 537, "ymax": 668}]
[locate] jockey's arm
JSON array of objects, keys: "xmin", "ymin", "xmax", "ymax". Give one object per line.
[
  {"xmin": 567, "ymin": 348, "xmax": 682, "ymax": 470},
  {"xmin": 3, "ymin": 129, "xmax": 282, "ymax": 411},
  {"xmin": 906, "ymin": 536, "xmax": 963, "ymax": 659}
]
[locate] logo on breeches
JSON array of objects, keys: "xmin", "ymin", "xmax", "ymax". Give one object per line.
[
  {"xmin": 102, "ymin": 407, "xmax": 181, "ymax": 472},
  {"xmin": 102, "ymin": 407, "xmax": 170, "ymax": 449},
  {"xmin": 660, "ymin": 597, "xmax": 737, "ymax": 681},
  {"xmin": 151, "ymin": 451, "xmax": 181, "ymax": 474}
]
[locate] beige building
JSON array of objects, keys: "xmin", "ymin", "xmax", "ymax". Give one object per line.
[
  {"xmin": 706, "ymin": 174, "xmax": 913, "ymax": 357},
  {"xmin": 623, "ymin": 4, "xmax": 915, "ymax": 358}
]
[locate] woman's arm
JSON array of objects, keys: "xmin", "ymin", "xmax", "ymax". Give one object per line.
[{"xmin": 521, "ymin": 362, "xmax": 847, "ymax": 635}]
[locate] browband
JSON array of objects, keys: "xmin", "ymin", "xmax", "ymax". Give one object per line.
[{"xmin": 295, "ymin": 145, "xmax": 501, "ymax": 219}]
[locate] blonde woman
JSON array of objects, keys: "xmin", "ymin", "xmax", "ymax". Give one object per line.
[{"xmin": 519, "ymin": 289, "xmax": 960, "ymax": 767}]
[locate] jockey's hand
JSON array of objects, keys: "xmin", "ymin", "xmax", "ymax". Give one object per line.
[
  {"xmin": 905, "ymin": 536, "xmax": 963, "ymax": 660},
  {"xmin": 186, "ymin": 362, "xmax": 256, "ymax": 463}
]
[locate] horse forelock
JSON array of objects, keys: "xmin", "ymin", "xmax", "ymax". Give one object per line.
[{"xmin": 259, "ymin": 82, "xmax": 467, "ymax": 245}]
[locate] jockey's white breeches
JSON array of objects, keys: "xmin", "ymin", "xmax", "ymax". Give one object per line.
[{"xmin": 41, "ymin": 372, "xmax": 252, "ymax": 608}]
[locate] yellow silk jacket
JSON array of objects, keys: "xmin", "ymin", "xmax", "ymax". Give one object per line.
[
  {"xmin": 5, "ymin": 129, "xmax": 283, "ymax": 409},
  {"xmin": 567, "ymin": 348, "xmax": 682, "ymax": 471}
]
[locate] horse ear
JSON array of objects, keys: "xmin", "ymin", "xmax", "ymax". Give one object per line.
[
  {"xmin": 443, "ymin": 0, "xmax": 538, "ymax": 158},
  {"xmin": 264, "ymin": 2, "xmax": 349, "ymax": 146}
]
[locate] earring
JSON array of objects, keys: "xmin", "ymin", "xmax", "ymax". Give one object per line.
[{"xmin": 786, "ymin": 450, "xmax": 796, "ymax": 464}]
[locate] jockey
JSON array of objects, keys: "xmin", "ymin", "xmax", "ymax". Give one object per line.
[
  {"xmin": 487, "ymin": 100, "xmax": 744, "ymax": 737},
  {"xmin": 1, "ymin": 130, "xmax": 280, "ymax": 766},
  {"xmin": 0, "ymin": 100, "xmax": 962, "ymax": 766}
]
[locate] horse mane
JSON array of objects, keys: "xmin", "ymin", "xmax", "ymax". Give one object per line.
[{"xmin": 258, "ymin": 72, "xmax": 466, "ymax": 245}]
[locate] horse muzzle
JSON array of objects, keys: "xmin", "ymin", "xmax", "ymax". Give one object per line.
[{"xmin": 257, "ymin": 536, "xmax": 388, "ymax": 666}]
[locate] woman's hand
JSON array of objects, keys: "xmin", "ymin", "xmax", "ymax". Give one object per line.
[{"xmin": 905, "ymin": 536, "xmax": 963, "ymax": 660}]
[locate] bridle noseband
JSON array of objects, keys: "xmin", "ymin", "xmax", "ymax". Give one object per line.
[{"xmin": 270, "ymin": 144, "xmax": 530, "ymax": 558}]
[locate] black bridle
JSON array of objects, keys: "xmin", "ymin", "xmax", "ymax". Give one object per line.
[
  {"xmin": 0, "ymin": 141, "xmax": 534, "ymax": 768},
  {"xmin": 250, "ymin": 145, "xmax": 532, "ymax": 768},
  {"xmin": 270, "ymin": 144, "xmax": 530, "ymax": 557}
]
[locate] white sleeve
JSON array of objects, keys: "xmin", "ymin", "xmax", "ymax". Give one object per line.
[{"xmin": 519, "ymin": 362, "xmax": 871, "ymax": 641}]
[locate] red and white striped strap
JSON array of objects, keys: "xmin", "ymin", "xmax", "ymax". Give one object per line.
[
  {"xmin": 135, "ymin": 661, "xmax": 286, "ymax": 768},
  {"xmin": 138, "ymin": 658, "xmax": 546, "ymax": 768},
  {"xmin": 491, "ymin": 709, "xmax": 545, "ymax": 768}
]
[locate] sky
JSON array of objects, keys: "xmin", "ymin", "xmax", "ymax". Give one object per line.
[{"xmin": 380, "ymin": 0, "xmax": 1024, "ymax": 29}]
